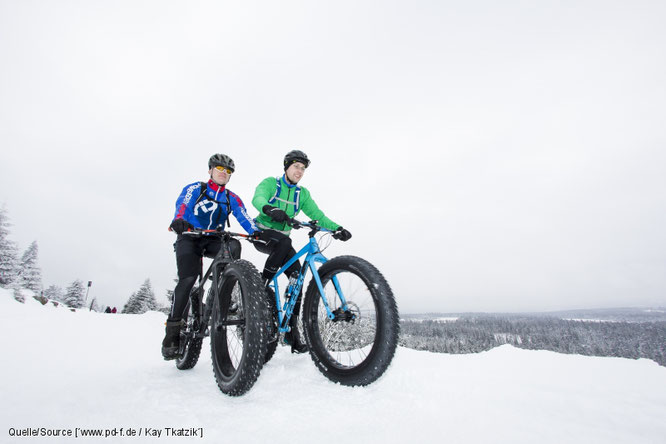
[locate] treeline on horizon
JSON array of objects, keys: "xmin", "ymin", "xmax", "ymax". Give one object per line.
[{"xmin": 399, "ymin": 316, "xmax": 666, "ymax": 367}]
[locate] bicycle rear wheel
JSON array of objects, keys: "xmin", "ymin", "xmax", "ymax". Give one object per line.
[
  {"xmin": 263, "ymin": 286, "xmax": 279, "ymax": 364},
  {"xmin": 175, "ymin": 289, "xmax": 204, "ymax": 370},
  {"xmin": 210, "ymin": 259, "xmax": 268, "ymax": 396},
  {"xmin": 303, "ymin": 255, "xmax": 399, "ymax": 386}
]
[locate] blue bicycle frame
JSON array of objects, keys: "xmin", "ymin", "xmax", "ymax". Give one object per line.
[{"xmin": 268, "ymin": 223, "xmax": 349, "ymax": 333}]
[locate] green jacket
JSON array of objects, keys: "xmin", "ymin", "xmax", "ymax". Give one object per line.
[{"xmin": 252, "ymin": 175, "xmax": 340, "ymax": 235}]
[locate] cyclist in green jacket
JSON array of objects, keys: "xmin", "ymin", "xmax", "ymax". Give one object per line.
[{"xmin": 251, "ymin": 150, "xmax": 352, "ymax": 352}]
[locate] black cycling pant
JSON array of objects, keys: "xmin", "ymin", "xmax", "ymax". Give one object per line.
[
  {"xmin": 252, "ymin": 229, "xmax": 301, "ymax": 281},
  {"xmin": 169, "ymin": 235, "xmax": 241, "ymax": 321},
  {"xmin": 253, "ymin": 230, "xmax": 304, "ymax": 321}
]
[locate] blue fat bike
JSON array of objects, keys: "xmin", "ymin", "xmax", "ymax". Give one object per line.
[
  {"xmin": 174, "ymin": 229, "xmax": 268, "ymax": 396},
  {"xmin": 264, "ymin": 219, "xmax": 400, "ymax": 386}
]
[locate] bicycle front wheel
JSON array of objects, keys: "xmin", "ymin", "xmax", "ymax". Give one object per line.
[
  {"xmin": 210, "ymin": 259, "xmax": 268, "ymax": 396},
  {"xmin": 303, "ymin": 255, "xmax": 399, "ymax": 386}
]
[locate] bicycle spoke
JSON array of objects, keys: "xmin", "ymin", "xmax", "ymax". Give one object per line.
[
  {"xmin": 314, "ymin": 270, "xmax": 378, "ymax": 367},
  {"xmin": 225, "ymin": 282, "xmax": 245, "ymax": 369}
]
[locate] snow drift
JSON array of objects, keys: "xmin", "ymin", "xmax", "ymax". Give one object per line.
[{"xmin": 2, "ymin": 290, "xmax": 665, "ymax": 443}]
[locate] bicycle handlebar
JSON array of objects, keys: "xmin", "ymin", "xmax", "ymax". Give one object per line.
[
  {"xmin": 288, "ymin": 219, "xmax": 333, "ymax": 233},
  {"xmin": 169, "ymin": 227, "xmax": 252, "ymax": 239},
  {"xmin": 168, "ymin": 219, "xmax": 333, "ymax": 239}
]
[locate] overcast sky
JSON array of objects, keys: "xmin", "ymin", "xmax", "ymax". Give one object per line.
[{"xmin": 1, "ymin": 0, "xmax": 665, "ymax": 313}]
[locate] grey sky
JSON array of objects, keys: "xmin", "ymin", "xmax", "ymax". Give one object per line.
[{"xmin": 1, "ymin": 0, "xmax": 665, "ymax": 313}]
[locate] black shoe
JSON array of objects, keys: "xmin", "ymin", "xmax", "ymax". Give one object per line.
[
  {"xmin": 291, "ymin": 342, "xmax": 308, "ymax": 354},
  {"xmin": 162, "ymin": 346, "xmax": 179, "ymax": 360},
  {"xmin": 284, "ymin": 330, "xmax": 308, "ymax": 354},
  {"xmin": 161, "ymin": 319, "xmax": 182, "ymax": 360}
]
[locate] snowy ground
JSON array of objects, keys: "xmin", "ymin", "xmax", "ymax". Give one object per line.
[{"xmin": 2, "ymin": 291, "xmax": 666, "ymax": 444}]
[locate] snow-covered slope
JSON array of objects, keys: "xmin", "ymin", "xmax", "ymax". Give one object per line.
[{"xmin": 2, "ymin": 291, "xmax": 665, "ymax": 444}]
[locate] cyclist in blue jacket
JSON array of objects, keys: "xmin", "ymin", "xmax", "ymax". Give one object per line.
[{"xmin": 162, "ymin": 153, "xmax": 258, "ymax": 360}]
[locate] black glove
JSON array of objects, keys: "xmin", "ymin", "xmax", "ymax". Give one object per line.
[
  {"xmin": 249, "ymin": 231, "xmax": 264, "ymax": 241},
  {"xmin": 249, "ymin": 230, "xmax": 271, "ymax": 242},
  {"xmin": 170, "ymin": 219, "xmax": 194, "ymax": 234},
  {"xmin": 263, "ymin": 205, "xmax": 290, "ymax": 223},
  {"xmin": 333, "ymin": 227, "xmax": 352, "ymax": 241}
]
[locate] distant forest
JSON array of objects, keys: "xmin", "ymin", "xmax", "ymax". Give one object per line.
[{"xmin": 399, "ymin": 315, "xmax": 666, "ymax": 367}]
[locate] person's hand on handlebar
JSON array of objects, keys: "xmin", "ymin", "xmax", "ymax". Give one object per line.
[
  {"xmin": 333, "ymin": 227, "xmax": 352, "ymax": 241},
  {"xmin": 170, "ymin": 219, "xmax": 194, "ymax": 234},
  {"xmin": 249, "ymin": 230, "xmax": 271, "ymax": 243}
]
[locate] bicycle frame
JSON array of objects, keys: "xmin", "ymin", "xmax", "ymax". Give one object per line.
[
  {"xmin": 189, "ymin": 254, "xmax": 224, "ymax": 336},
  {"xmin": 183, "ymin": 230, "xmax": 247, "ymax": 337},
  {"xmin": 268, "ymin": 223, "xmax": 350, "ymax": 333}
]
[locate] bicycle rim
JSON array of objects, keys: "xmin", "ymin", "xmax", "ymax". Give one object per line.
[
  {"xmin": 211, "ymin": 280, "xmax": 246, "ymax": 379},
  {"xmin": 311, "ymin": 271, "xmax": 379, "ymax": 369},
  {"xmin": 176, "ymin": 294, "xmax": 204, "ymax": 370}
]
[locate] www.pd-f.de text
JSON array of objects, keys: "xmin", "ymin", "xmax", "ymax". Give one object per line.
[{"xmin": 8, "ymin": 427, "xmax": 204, "ymax": 439}]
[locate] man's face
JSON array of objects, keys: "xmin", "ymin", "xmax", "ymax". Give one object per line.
[
  {"xmin": 285, "ymin": 162, "xmax": 306, "ymax": 184},
  {"xmin": 209, "ymin": 165, "xmax": 232, "ymax": 186}
]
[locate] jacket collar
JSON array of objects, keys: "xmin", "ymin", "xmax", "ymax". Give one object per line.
[
  {"xmin": 281, "ymin": 174, "xmax": 298, "ymax": 188},
  {"xmin": 207, "ymin": 179, "xmax": 226, "ymax": 193}
]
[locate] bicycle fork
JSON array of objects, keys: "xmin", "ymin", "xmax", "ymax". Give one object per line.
[{"xmin": 307, "ymin": 258, "xmax": 351, "ymax": 321}]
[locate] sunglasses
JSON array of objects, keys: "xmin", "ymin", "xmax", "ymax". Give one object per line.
[{"xmin": 214, "ymin": 165, "xmax": 233, "ymax": 174}]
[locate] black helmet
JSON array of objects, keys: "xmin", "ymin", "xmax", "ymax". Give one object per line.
[
  {"xmin": 208, "ymin": 153, "xmax": 235, "ymax": 172},
  {"xmin": 284, "ymin": 150, "xmax": 310, "ymax": 170}
]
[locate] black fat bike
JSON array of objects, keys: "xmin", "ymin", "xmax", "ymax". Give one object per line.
[{"xmin": 173, "ymin": 229, "xmax": 268, "ymax": 396}]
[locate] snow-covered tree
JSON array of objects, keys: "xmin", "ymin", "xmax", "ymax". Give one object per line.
[
  {"xmin": 166, "ymin": 277, "xmax": 177, "ymax": 304},
  {"xmin": 165, "ymin": 287, "xmax": 174, "ymax": 304},
  {"xmin": 0, "ymin": 205, "xmax": 20, "ymax": 288},
  {"xmin": 63, "ymin": 279, "xmax": 86, "ymax": 309},
  {"xmin": 122, "ymin": 292, "xmax": 139, "ymax": 314},
  {"xmin": 11, "ymin": 280, "xmax": 25, "ymax": 303},
  {"xmin": 44, "ymin": 285, "xmax": 65, "ymax": 303},
  {"xmin": 19, "ymin": 241, "xmax": 42, "ymax": 292},
  {"xmin": 122, "ymin": 279, "xmax": 157, "ymax": 314},
  {"xmin": 157, "ymin": 277, "xmax": 177, "ymax": 314}
]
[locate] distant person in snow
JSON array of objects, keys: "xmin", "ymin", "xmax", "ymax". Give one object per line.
[
  {"xmin": 162, "ymin": 153, "xmax": 258, "ymax": 360},
  {"xmin": 111, "ymin": 307, "xmax": 117, "ymax": 314},
  {"xmin": 105, "ymin": 306, "xmax": 112, "ymax": 314},
  {"xmin": 250, "ymin": 149, "xmax": 351, "ymax": 353}
]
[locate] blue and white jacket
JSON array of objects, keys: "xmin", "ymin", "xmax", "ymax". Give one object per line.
[{"xmin": 173, "ymin": 180, "xmax": 257, "ymax": 234}]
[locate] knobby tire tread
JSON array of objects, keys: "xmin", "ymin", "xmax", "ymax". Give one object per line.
[
  {"xmin": 303, "ymin": 255, "xmax": 399, "ymax": 386},
  {"xmin": 175, "ymin": 293, "xmax": 204, "ymax": 370},
  {"xmin": 210, "ymin": 259, "xmax": 268, "ymax": 396},
  {"xmin": 264, "ymin": 286, "xmax": 279, "ymax": 364}
]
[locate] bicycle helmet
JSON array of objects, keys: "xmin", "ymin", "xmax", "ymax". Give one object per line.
[
  {"xmin": 284, "ymin": 149, "xmax": 310, "ymax": 170},
  {"xmin": 208, "ymin": 153, "xmax": 235, "ymax": 172}
]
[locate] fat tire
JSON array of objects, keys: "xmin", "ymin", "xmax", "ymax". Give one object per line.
[
  {"xmin": 175, "ymin": 291, "xmax": 204, "ymax": 370},
  {"xmin": 210, "ymin": 259, "xmax": 268, "ymax": 396},
  {"xmin": 264, "ymin": 286, "xmax": 279, "ymax": 364},
  {"xmin": 303, "ymin": 255, "xmax": 399, "ymax": 386}
]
